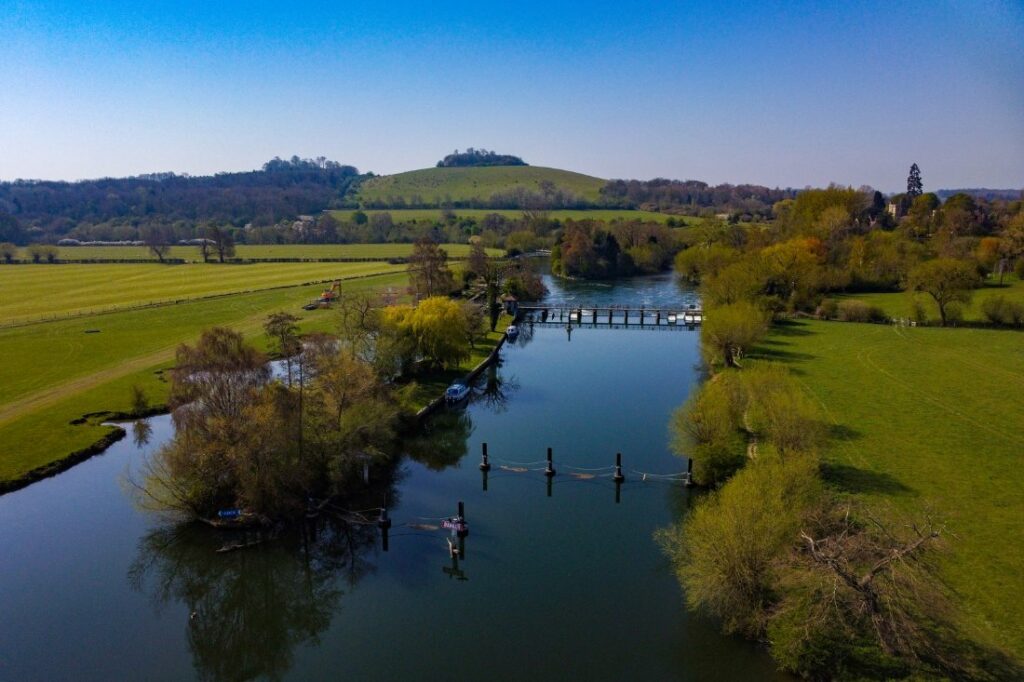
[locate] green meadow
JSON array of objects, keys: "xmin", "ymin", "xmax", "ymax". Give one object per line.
[
  {"xmin": 0, "ymin": 261, "xmax": 405, "ymax": 324},
  {"xmin": 828, "ymin": 275, "xmax": 1024, "ymax": 323},
  {"xmin": 356, "ymin": 165, "xmax": 607, "ymax": 204},
  {"xmin": 16, "ymin": 242, "xmax": 499, "ymax": 262},
  {"xmin": 756, "ymin": 319, "xmax": 1024, "ymax": 658}
]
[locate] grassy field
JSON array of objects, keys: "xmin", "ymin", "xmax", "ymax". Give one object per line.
[
  {"xmin": 829, "ymin": 275, "xmax": 1024, "ymax": 323},
  {"xmin": 356, "ymin": 165, "xmax": 607, "ymax": 205},
  {"xmin": 0, "ymin": 261, "xmax": 406, "ymax": 324},
  {"xmin": 14, "ymin": 242, "xmax": 500, "ymax": 262},
  {"xmin": 756, "ymin": 319, "xmax": 1024, "ymax": 658},
  {"xmin": 0, "ymin": 272, "xmax": 408, "ymax": 484},
  {"xmin": 329, "ymin": 208, "xmax": 694, "ymax": 225}
]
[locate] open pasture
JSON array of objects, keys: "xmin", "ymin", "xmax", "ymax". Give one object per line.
[
  {"xmin": 828, "ymin": 275, "xmax": 1024, "ymax": 323},
  {"xmin": 356, "ymin": 165, "xmax": 607, "ymax": 204},
  {"xmin": 757, "ymin": 319, "xmax": 1024, "ymax": 657},
  {"xmin": 0, "ymin": 261, "xmax": 405, "ymax": 324},
  {"xmin": 14, "ymin": 242, "xmax": 499, "ymax": 262}
]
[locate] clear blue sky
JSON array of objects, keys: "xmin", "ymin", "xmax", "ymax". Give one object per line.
[{"xmin": 1, "ymin": 1, "xmax": 1022, "ymax": 191}]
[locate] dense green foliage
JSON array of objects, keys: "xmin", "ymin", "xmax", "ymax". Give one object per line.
[
  {"xmin": 551, "ymin": 219, "xmax": 676, "ymax": 278},
  {"xmin": 0, "ymin": 156, "xmax": 365, "ymax": 244},
  {"xmin": 600, "ymin": 178, "xmax": 796, "ymax": 218},
  {"xmin": 436, "ymin": 148, "xmax": 526, "ymax": 167},
  {"xmin": 141, "ymin": 327, "xmax": 399, "ymax": 520}
]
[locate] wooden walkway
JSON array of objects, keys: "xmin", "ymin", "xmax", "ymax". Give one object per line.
[{"xmin": 517, "ymin": 305, "xmax": 703, "ymax": 327}]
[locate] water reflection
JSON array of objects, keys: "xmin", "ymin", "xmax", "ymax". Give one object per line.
[
  {"xmin": 403, "ymin": 411, "xmax": 472, "ymax": 471},
  {"xmin": 476, "ymin": 361, "xmax": 519, "ymax": 413},
  {"xmin": 129, "ymin": 517, "xmax": 378, "ymax": 682},
  {"xmin": 132, "ymin": 420, "xmax": 153, "ymax": 448}
]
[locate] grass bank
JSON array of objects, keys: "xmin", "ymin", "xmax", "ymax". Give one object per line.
[{"xmin": 755, "ymin": 319, "xmax": 1024, "ymax": 658}]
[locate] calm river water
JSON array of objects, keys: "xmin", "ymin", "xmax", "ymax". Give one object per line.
[{"xmin": 0, "ymin": 271, "xmax": 785, "ymax": 681}]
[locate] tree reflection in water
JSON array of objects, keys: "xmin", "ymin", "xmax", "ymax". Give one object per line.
[
  {"xmin": 478, "ymin": 360, "xmax": 519, "ymax": 414},
  {"xmin": 129, "ymin": 514, "xmax": 380, "ymax": 682},
  {"xmin": 131, "ymin": 420, "xmax": 153, "ymax": 448},
  {"xmin": 404, "ymin": 410, "xmax": 472, "ymax": 471}
]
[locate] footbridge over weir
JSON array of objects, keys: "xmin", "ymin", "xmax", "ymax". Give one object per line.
[{"xmin": 516, "ymin": 305, "xmax": 703, "ymax": 329}]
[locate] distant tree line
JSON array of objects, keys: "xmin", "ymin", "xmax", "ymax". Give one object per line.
[
  {"xmin": 0, "ymin": 156, "xmax": 367, "ymax": 244},
  {"xmin": 435, "ymin": 148, "xmax": 527, "ymax": 168},
  {"xmin": 599, "ymin": 178, "xmax": 797, "ymax": 218}
]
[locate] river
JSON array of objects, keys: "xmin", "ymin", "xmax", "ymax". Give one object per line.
[{"xmin": 0, "ymin": 271, "xmax": 785, "ymax": 681}]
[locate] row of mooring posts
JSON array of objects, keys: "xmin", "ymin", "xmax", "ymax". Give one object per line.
[
  {"xmin": 375, "ymin": 447, "xmax": 695, "ymax": 555},
  {"xmin": 479, "ymin": 443, "xmax": 690, "ymax": 502}
]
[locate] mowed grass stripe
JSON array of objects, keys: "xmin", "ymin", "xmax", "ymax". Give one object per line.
[
  {"xmin": 13, "ymin": 243, "xmax": 501, "ymax": 262},
  {"xmin": 759, "ymin": 320, "xmax": 1024, "ymax": 657},
  {"xmin": 0, "ymin": 261, "xmax": 404, "ymax": 324}
]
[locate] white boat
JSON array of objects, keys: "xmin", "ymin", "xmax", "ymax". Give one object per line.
[
  {"xmin": 445, "ymin": 383, "xmax": 470, "ymax": 403},
  {"xmin": 506, "ymin": 324, "xmax": 519, "ymax": 338},
  {"xmin": 667, "ymin": 313, "xmax": 677, "ymax": 324}
]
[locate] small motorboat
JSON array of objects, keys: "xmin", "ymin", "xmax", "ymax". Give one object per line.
[
  {"xmin": 667, "ymin": 313, "xmax": 678, "ymax": 324},
  {"xmin": 445, "ymin": 383, "xmax": 470, "ymax": 404},
  {"xmin": 506, "ymin": 324, "xmax": 519, "ymax": 338}
]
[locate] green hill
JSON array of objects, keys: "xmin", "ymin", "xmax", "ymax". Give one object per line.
[{"xmin": 357, "ymin": 166, "xmax": 607, "ymax": 207}]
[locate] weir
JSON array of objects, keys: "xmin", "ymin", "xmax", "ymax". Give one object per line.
[{"xmin": 517, "ymin": 305, "xmax": 704, "ymax": 329}]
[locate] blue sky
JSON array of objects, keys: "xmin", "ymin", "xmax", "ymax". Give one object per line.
[{"xmin": 1, "ymin": 1, "xmax": 1021, "ymax": 191}]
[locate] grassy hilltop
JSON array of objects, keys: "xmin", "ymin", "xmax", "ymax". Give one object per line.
[{"xmin": 356, "ymin": 165, "xmax": 607, "ymax": 206}]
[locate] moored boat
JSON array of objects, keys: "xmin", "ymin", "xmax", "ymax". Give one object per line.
[{"xmin": 445, "ymin": 383, "xmax": 470, "ymax": 404}]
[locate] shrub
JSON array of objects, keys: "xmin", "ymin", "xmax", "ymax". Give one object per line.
[
  {"xmin": 670, "ymin": 373, "xmax": 746, "ymax": 487},
  {"xmin": 910, "ymin": 295, "xmax": 929, "ymax": 324},
  {"xmin": 1015, "ymin": 258, "xmax": 1024, "ymax": 280},
  {"xmin": 700, "ymin": 300, "xmax": 771, "ymax": 368},
  {"xmin": 659, "ymin": 453, "xmax": 823, "ymax": 637},
  {"xmin": 836, "ymin": 299, "xmax": 888, "ymax": 323},
  {"xmin": 26, "ymin": 244, "xmax": 59, "ymax": 263},
  {"xmin": 816, "ymin": 298, "xmax": 839, "ymax": 320},
  {"xmin": 981, "ymin": 295, "xmax": 1024, "ymax": 327},
  {"xmin": 944, "ymin": 302, "xmax": 964, "ymax": 326},
  {"xmin": 741, "ymin": 363, "xmax": 826, "ymax": 455}
]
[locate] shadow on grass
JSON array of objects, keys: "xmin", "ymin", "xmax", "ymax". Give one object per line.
[
  {"xmin": 750, "ymin": 345, "xmax": 816, "ymax": 364},
  {"xmin": 822, "ymin": 462, "xmax": 914, "ymax": 496},
  {"xmin": 829, "ymin": 424, "xmax": 862, "ymax": 442},
  {"xmin": 771, "ymin": 319, "xmax": 815, "ymax": 336}
]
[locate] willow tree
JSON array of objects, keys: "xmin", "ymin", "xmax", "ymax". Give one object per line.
[{"xmin": 700, "ymin": 301, "xmax": 771, "ymax": 368}]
